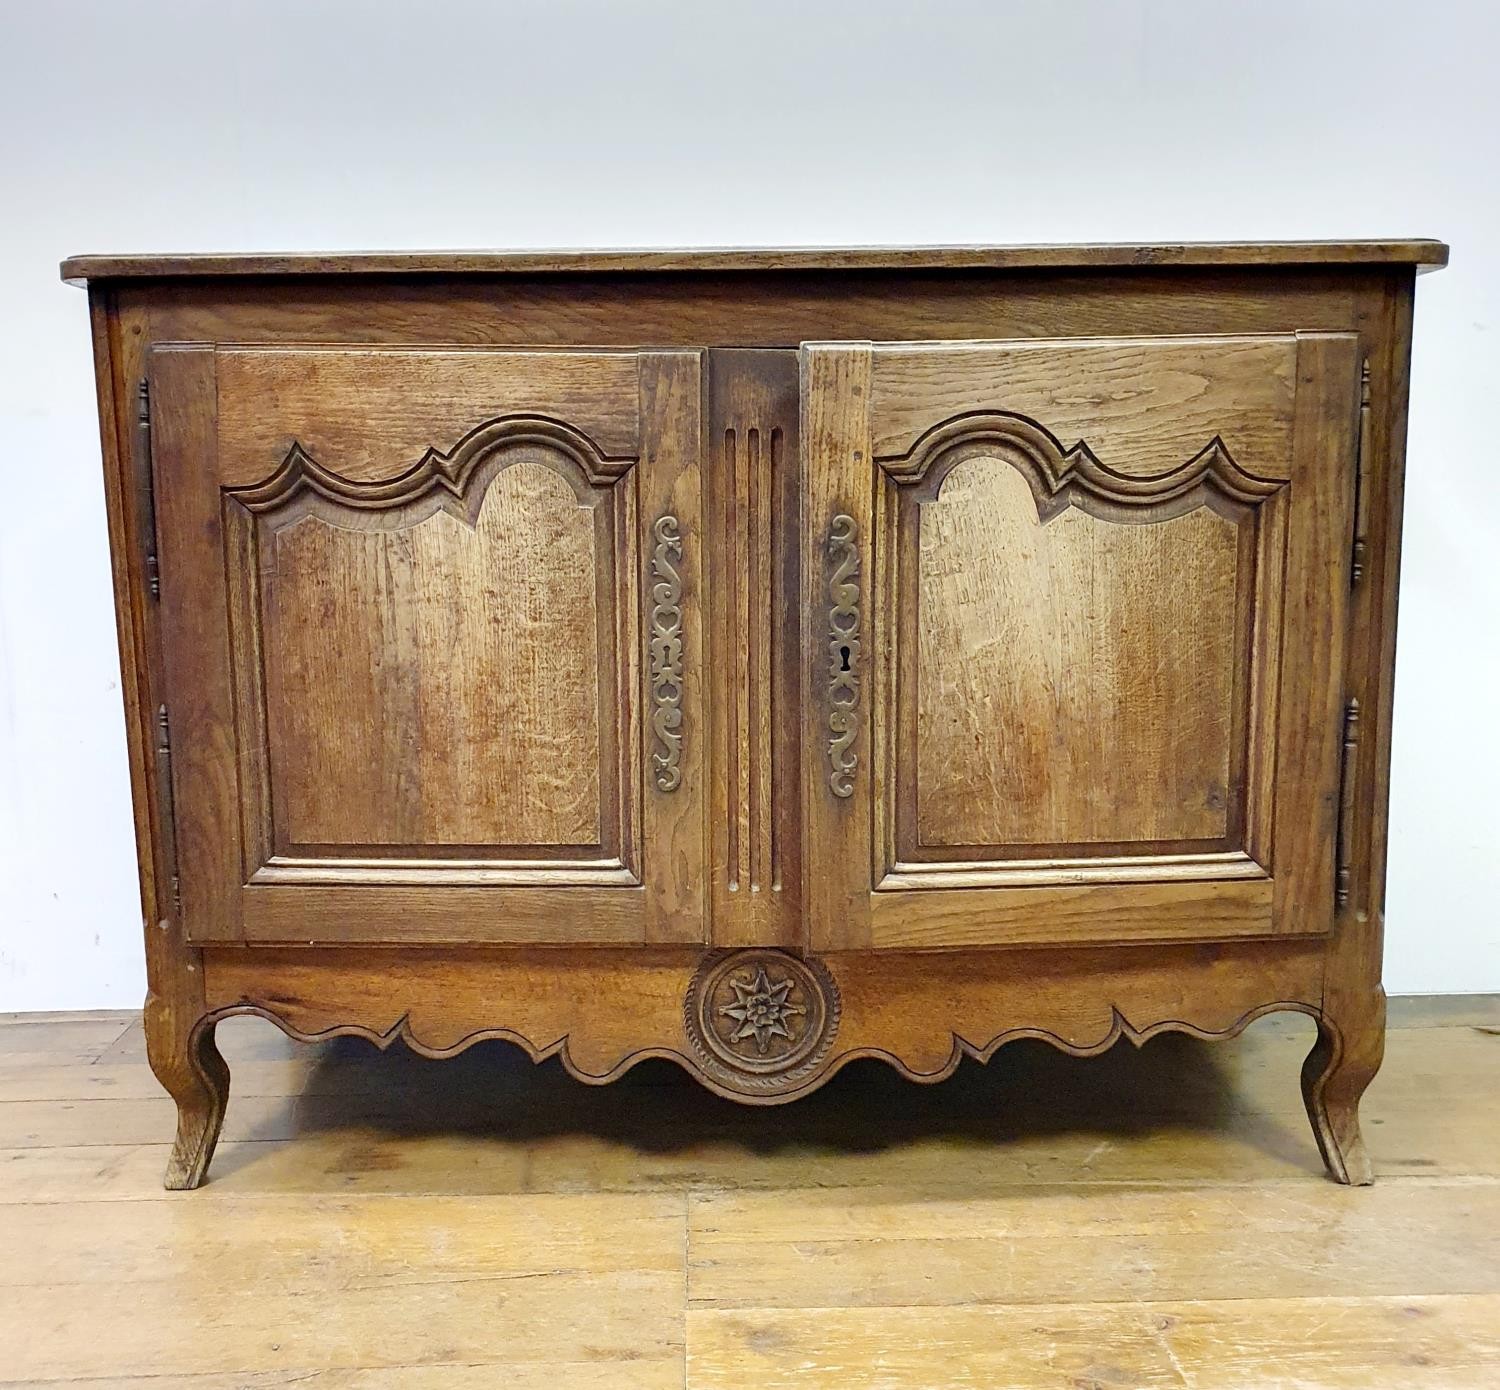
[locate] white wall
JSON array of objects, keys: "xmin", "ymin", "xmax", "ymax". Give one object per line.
[{"xmin": 1, "ymin": 0, "xmax": 1496, "ymax": 1009}]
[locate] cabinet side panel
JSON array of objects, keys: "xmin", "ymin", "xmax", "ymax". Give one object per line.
[
  {"xmin": 1271, "ymin": 334, "xmax": 1359, "ymax": 933},
  {"xmin": 151, "ymin": 346, "xmax": 243, "ymax": 942},
  {"xmin": 89, "ymin": 293, "xmax": 208, "ymax": 1026},
  {"xmin": 88, "ymin": 293, "xmax": 160, "ymax": 926},
  {"xmin": 1310, "ymin": 272, "xmax": 1417, "ymax": 1168},
  {"xmin": 1358, "ymin": 272, "xmax": 1416, "ymax": 938}
]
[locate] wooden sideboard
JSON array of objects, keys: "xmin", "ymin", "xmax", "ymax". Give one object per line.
[{"xmin": 63, "ymin": 240, "xmax": 1447, "ymax": 1187}]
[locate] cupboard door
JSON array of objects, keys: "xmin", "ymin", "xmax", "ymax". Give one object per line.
[
  {"xmin": 801, "ymin": 335, "xmax": 1358, "ymax": 950},
  {"xmin": 150, "ymin": 345, "xmax": 705, "ymax": 945}
]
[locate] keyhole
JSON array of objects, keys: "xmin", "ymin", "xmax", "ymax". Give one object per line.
[{"xmin": 839, "ymin": 645, "xmax": 852, "ymax": 672}]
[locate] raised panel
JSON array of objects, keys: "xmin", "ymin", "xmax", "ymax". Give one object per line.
[
  {"xmin": 877, "ymin": 404, "xmax": 1286, "ymax": 890},
  {"xmin": 912, "ymin": 459, "xmax": 1245, "ymax": 851},
  {"xmin": 226, "ymin": 415, "xmax": 637, "ymax": 885},
  {"xmin": 256, "ymin": 456, "xmax": 611, "ymax": 855}
]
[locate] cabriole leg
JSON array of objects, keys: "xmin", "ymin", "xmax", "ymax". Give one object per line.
[
  {"xmin": 144, "ymin": 995, "xmax": 230, "ymax": 1190},
  {"xmin": 1300, "ymin": 997, "xmax": 1384, "ymax": 1186}
]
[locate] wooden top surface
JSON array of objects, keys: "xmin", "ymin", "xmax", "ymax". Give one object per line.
[{"xmin": 60, "ymin": 240, "xmax": 1449, "ymax": 284}]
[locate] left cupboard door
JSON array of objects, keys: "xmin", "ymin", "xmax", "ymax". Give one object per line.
[{"xmin": 147, "ymin": 345, "xmax": 706, "ymax": 946}]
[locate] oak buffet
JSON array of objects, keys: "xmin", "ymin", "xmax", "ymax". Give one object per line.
[{"xmin": 62, "ymin": 240, "xmax": 1447, "ymax": 1186}]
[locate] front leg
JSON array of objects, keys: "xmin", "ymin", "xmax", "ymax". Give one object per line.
[
  {"xmin": 1300, "ymin": 995, "xmax": 1384, "ymax": 1185},
  {"xmin": 144, "ymin": 995, "xmax": 230, "ymax": 1189}
]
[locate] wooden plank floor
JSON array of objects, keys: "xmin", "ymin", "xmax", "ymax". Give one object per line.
[{"xmin": 2, "ymin": 1002, "xmax": 1497, "ymax": 1388}]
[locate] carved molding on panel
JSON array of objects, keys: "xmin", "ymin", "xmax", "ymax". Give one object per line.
[
  {"xmin": 683, "ymin": 950, "xmax": 841, "ymax": 1093},
  {"xmin": 719, "ymin": 421, "xmax": 782, "ymax": 895},
  {"xmin": 648, "ymin": 514, "xmax": 685, "ymax": 792},
  {"xmin": 826, "ymin": 513, "xmax": 862, "ymax": 798},
  {"xmin": 229, "ymin": 413, "xmax": 632, "ymax": 522},
  {"xmin": 882, "ymin": 410, "xmax": 1284, "ymax": 521}
]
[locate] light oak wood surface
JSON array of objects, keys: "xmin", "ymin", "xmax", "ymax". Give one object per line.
[
  {"xmin": 59, "ymin": 239, "xmax": 1450, "ymax": 282},
  {"xmin": 914, "ymin": 464, "xmax": 1242, "ymax": 848},
  {"xmin": 1, "ymin": 1005, "xmax": 1495, "ymax": 1387},
  {"xmin": 65, "ymin": 247, "xmax": 1439, "ymax": 1192}
]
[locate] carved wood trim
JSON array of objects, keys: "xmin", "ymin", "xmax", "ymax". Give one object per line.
[
  {"xmin": 875, "ymin": 408, "xmax": 1288, "ymax": 889},
  {"xmin": 228, "ymin": 413, "xmax": 632, "ymax": 519},
  {"xmin": 190, "ymin": 994, "xmax": 1325, "ymax": 1105},
  {"xmin": 221, "ymin": 408, "xmax": 641, "ymax": 892},
  {"xmin": 910, "ymin": 999, "xmax": 1326, "ymax": 1079},
  {"xmin": 197, "ymin": 941, "xmax": 1326, "ymax": 1105},
  {"xmin": 707, "ymin": 349, "xmax": 802, "ymax": 948},
  {"xmin": 882, "ymin": 410, "xmax": 1285, "ymax": 522},
  {"xmin": 683, "ymin": 950, "xmax": 841, "ymax": 1092}
]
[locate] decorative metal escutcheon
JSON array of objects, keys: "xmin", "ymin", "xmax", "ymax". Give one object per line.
[
  {"xmin": 826, "ymin": 512, "xmax": 861, "ymax": 797},
  {"xmin": 648, "ymin": 514, "xmax": 685, "ymax": 792}
]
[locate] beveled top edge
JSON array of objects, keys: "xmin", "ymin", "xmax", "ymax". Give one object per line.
[{"xmin": 60, "ymin": 240, "xmax": 1449, "ymax": 284}]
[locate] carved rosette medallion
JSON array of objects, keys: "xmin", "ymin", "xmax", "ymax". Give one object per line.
[{"xmin": 684, "ymin": 951, "xmax": 841, "ymax": 1094}]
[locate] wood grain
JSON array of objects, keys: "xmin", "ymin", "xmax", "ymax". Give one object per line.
[
  {"xmin": 148, "ymin": 346, "xmax": 718, "ymax": 949},
  {"xmin": 871, "ymin": 334, "xmax": 1300, "ymax": 478},
  {"xmin": 799, "ymin": 343, "xmax": 874, "ymax": 951},
  {"xmin": 1270, "ymin": 333, "xmax": 1360, "ymax": 937},
  {"xmin": 60, "ymin": 238, "xmax": 1450, "ymax": 283},
  {"xmin": 261, "ymin": 456, "xmax": 606, "ymax": 850},
  {"xmin": 688, "ymin": 1296, "xmax": 1500, "ymax": 1389},
  {"xmin": 866, "ymin": 877, "xmax": 1274, "ymax": 948},
  {"xmin": 71, "ymin": 251, "xmax": 1439, "ymax": 1192},
  {"xmin": 150, "ymin": 346, "xmax": 238, "ymax": 942},
  {"xmin": 106, "ymin": 266, "xmax": 1385, "ymax": 357},
  {"xmin": 810, "ymin": 330, "xmax": 1351, "ymax": 952},
  {"xmin": 913, "ymin": 459, "xmax": 1243, "ymax": 849},
  {"xmin": 706, "ymin": 350, "xmax": 803, "ymax": 947},
  {"xmin": 1, "ymin": 1192, "xmax": 684, "ymax": 1383},
  {"xmin": 216, "ymin": 346, "xmax": 641, "ymax": 483},
  {"xmin": 688, "ymin": 1182, "xmax": 1500, "ymax": 1308},
  {"xmin": 5, "ymin": 1006, "xmax": 1496, "ymax": 1388}
]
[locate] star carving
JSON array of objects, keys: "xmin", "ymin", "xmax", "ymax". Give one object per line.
[{"xmin": 718, "ymin": 966, "xmax": 807, "ymax": 1055}]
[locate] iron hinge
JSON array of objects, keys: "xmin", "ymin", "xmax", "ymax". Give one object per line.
[
  {"xmin": 1351, "ymin": 359, "xmax": 1372, "ymax": 588},
  {"xmin": 137, "ymin": 378, "xmax": 161, "ymax": 600},
  {"xmin": 1335, "ymin": 697, "xmax": 1361, "ymax": 911},
  {"xmin": 155, "ymin": 702, "xmax": 182, "ymax": 919}
]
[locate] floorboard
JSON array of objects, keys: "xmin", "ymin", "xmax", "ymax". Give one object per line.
[{"xmin": 1, "ymin": 1004, "xmax": 1495, "ymax": 1387}]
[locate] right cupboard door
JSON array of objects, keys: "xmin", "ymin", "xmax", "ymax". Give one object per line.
[{"xmin": 800, "ymin": 334, "xmax": 1360, "ymax": 951}]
